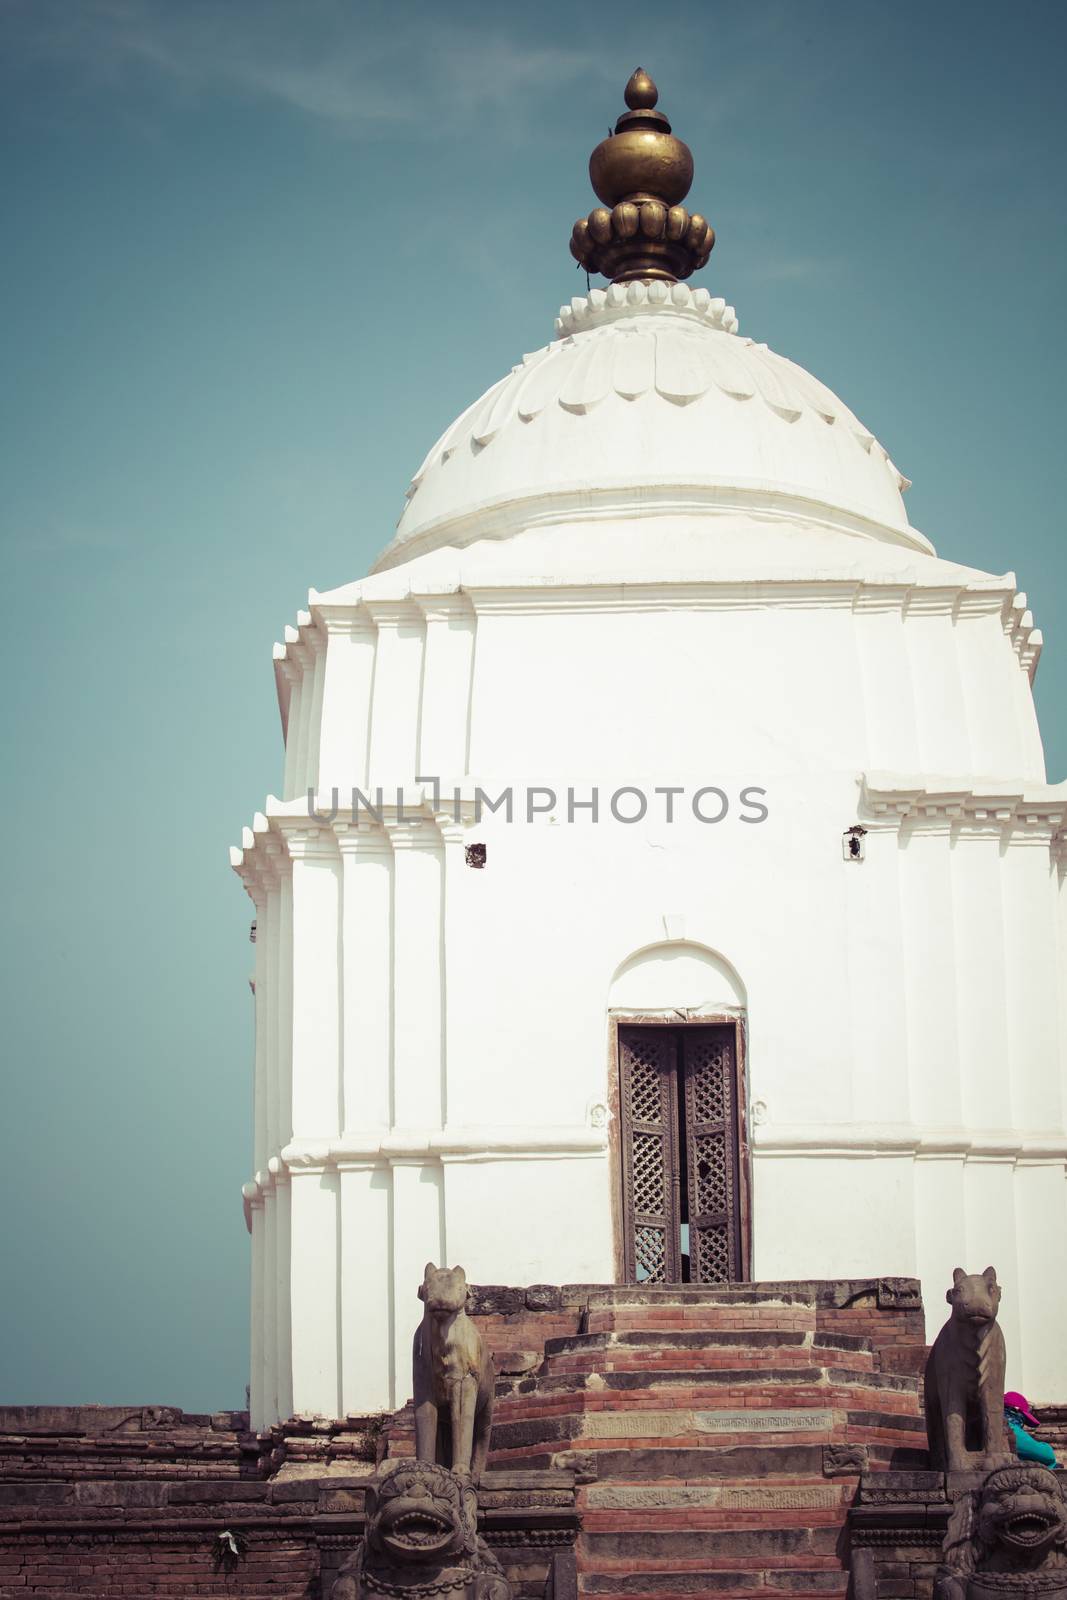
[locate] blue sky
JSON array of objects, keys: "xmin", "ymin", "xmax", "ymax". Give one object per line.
[{"xmin": 1, "ymin": 0, "xmax": 1064, "ymax": 1409}]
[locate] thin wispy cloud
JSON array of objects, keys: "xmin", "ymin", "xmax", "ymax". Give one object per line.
[
  {"xmin": 2, "ymin": 521, "xmax": 132, "ymax": 556},
  {"xmin": 750, "ymin": 255, "xmax": 846, "ymax": 284},
  {"xmin": 1, "ymin": 0, "xmax": 608, "ymax": 132}
]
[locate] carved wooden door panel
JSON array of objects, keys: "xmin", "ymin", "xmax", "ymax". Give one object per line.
[
  {"xmin": 618, "ymin": 1023, "xmax": 744, "ymax": 1285},
  {"xmin": 681, "ymin": 1027, "xmax": 741, "ymax": 1285},
  {"xmin": 618, "ymin": 1026, "xmax": 681, "ymax": 1285}
]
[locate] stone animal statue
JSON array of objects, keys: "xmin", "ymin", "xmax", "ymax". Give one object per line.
[
  {"xmin": 934, "ymin": 1464, "xmax": 1067, "ymax": 1599},
  {"xmin": 413, "ymin": 1263, "xmax": 495, "ymax": 1482},
  {"xmin": 331, "ymin": 1460, "xmax": 511, "ymax": 1600},
  {"xmin": 925, "ymin": 1267, "xmax": 1009, "ymax": 1472}
]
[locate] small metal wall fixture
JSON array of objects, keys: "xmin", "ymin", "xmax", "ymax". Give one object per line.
[
  {"xmin": 842, "ymin": 825, "xmax": 867, "ymax": 862},
  {"xmin": 570, "ymin": 68, "xmax": 714, "ymax": 284}
]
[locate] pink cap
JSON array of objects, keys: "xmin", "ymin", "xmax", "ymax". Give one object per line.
[{"xmin": 1004, "ymin": 1391, "xmax": 1040, "ymax": 1427}]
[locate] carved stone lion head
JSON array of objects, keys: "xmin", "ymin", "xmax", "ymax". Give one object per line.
[
  {"xmin": 976, "ymin": 1466, "xmax": 1067, "ymax": 1561},
  {"xmin": 419, "ymin": 1263, "xmax": 473, "ymax": 1318},
  {"xmin": 365, "ymin": 1460, "xmax": 479, "ymax": 1567}
]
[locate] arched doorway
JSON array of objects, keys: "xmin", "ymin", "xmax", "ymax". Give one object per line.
[{"xmin": 608, "ymin": 943, "xmax": 750, "ymax": 1286}]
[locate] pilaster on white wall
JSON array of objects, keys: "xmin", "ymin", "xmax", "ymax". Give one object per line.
[
  {"xmin": 414, "ymin": 591, "xmax": 476, "ymax": 781},
  {"xmin": 904, "ymin": 594, "xmax": 971, "ymax": 773},
  {"xmin": 1004, "ymin": 596, "xmax": 1046, "ymax": 782},
  {"xmin": 366, "ymin": 599, "xmax": 425, "ymax": 786},
  {"xmin": 262, "ymin": 1192, "xmax": 278, "ymax": 1424},
  {"xmin": 304, "ymin": 626, "xmax": 327, "ymax": 794},
  {"xmin": 272, "ymin": 1163, "xmax": 293, "ymax": 1424},
  {"xmin": 289, "ymin": 1165, "xmax": 340, "ymax": 1418},
  {"xmin": 853, "ymin": 589, "xmax": 918, "ymax": 770},
  {"xmin": 339, "ymin": 1160, "xmax": 393, "ymax": 1413},
  {"xmin": 1014, "ymin": 1163, "xmax": 1067, "ymax": 1399},
  {"xmin": 283, "ymin": 827, "xmax": 342, "ymax": 1140},
  {"xmin": 951, "ymin": 830, "xmax": 1013, "ymax": 1131},
  {"xmin": 249, "ymin": 1198, "xmax": 266, "ymax": 1430},
  {"xmin": 843, "ymin": 825, "xmax": 911, "ymax": 1125},
  {"xmin": 391, "ymin": 1160, "xmax": 443, "ymax": 1409},
  {"xmin": 437, "ymin": 818, "xmax": 473, "ymax": 1129},
  {"xmin": 251, "ymin": 882, "xmax": 269, "ymax": 1175},
  {"xmin": 334, "ymin": 821, "xmax": 393, "ymax": 1134},
  {"xmin": 1057, "ymin": 847, "xmax": 1067, "ymax": 1129},
  {"xmin": 316, "ymin": 607, "xmax": 377, "ymax": 792},
  {"xmin": 278, "ymin": 863, "xmax": 294, "ymax": 1152},
  {"xmin": 1002, "ymin": 834, "xmax": 1062, "ymax": 1132},
  {"xmin": 281, "ymin": 661, "xmax": 303, "ymax": 802},
  {"xmin": 262, "ymin": 851, "xmax": 283, "ymax": 1160},
  {"xmin": 388, "ymin": 820, "xmax": 444, "ymax": 1130},
  {"xmin": 898, "ymin": 826, "xmax": 963, "ymax": 1129},
  {"xmin": 955, "ymin": 597, "xmax": 1023, "ymax": 778},
  {"xmin": 290, "ymin": 639, "xmax": 314, "ymax": 802}
]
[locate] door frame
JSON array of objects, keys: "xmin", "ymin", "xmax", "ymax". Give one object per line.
[{"xmin": 607, "ymin": 1013, "xmax": 752, "ymax": 1286}]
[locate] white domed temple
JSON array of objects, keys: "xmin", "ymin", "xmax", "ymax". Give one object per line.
[{"xmin": 231, "ymin": 69, "xmax": 1067, "ymax": 1430}]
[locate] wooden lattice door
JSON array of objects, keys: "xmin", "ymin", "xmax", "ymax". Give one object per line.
[{"xmin": 618, "ymin": 1023, "xmax": 745, "ymax": 1285}]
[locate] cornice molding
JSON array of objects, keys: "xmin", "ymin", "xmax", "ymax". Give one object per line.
[
  {"xmin": 860, "ymin": 772, "xmax": 1067, "ymax": 836},
  {"xmin": 230, "ymin": 789, "xmax": 481, "ymax": 883},
  {"xmin": 312, "ymin": 572, "xmax": 1019, "ymax": 622},
  {"xmin": 753, "ymin": 1122, "xmax": 1067, "ymax": 1163},
  {"xmin": 242, "ymin": 1124, "xmax": 609, "ymax": 1198}
]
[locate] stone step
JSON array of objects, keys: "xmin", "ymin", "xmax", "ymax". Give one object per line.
[
  {"xmin": 562, "ymin": 1443, "xmax": 831, "ymax": 1478},
  {"xmin": 578, "ymin": 1524, "xmax": 843, "ymax": 1564},
  {"xmin": 582, "ymin": 1311, "xmax": 817, "ymax": 1338},
  {"xmin": 504, "ymin": 1368, "xmax": 917, "ymax": 1402},
  {"xmin": 544, "ymin": 1328, "xmax": 875, "ymax": 1357},
  {"xmin": 489, "ymin": 1403, "xmax": 926, "ymax": 1457},
  {"xmin": 578, "ymin": 1573, "xmax": 848, "ymax": 1597}
]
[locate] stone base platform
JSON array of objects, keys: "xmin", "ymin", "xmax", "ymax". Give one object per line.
[
  {"xmin": 12, "ymin": 1277, "xmax": 1044, "ymax": 1599},
  {"xmin": 0, "ymin": 1409, "xmax": 577, "ymax": 1598}
]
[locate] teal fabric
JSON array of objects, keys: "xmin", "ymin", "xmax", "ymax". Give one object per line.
[{"xmin": 1007, "ymin": 1418, "xmax": 1057, "ymax": 1467}]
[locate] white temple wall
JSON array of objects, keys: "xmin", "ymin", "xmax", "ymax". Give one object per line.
[
  {"xmin": 442, "ymin": 1154, "xmax": 613, "ymax": 1283},
  {"xmin": 365, "ymin": 601, "xmax": 425, "ymax": 785},
  {"xmin": 317, "ymin": 612, "xmax": 376, "ymax": 792},
  {"xmin": 956, "ymin": 597, "xmax": 1025, "ymax": 777},
  {"xmin": 1014, "ymin": 1162, "xmax": 1067, "ymax": 1399},
  {"xmin": 903, "ymin": 599, "xmax": 972, "ymax": 773},
  {"xmin": 751, "ymin": 1153, "xmax": 917, "ymax": 1279},
  {"xmin": 416, "ymin": 593, "xmax": 477, "ymax": 780},
  {"xmin": 289, "ymin": 1166, "xmax": 340, "ymax": 1417},
  {"xmin": 898, "ymin": 824, "xmax": 963, "ymax": 1129},
  {"xmin": 1002, "ymin": 835, "xmax": 1062, "ymax": 1131},
  {"xmin": 852, "ymin": 590, "xmax": 919, "ymax": 771},
  {"xmin": 249, "ymin": 1200, "xmax": 266, "ymax": 1431},
  {"xmin": 285, "ymin": 583, "xmax": 1044, "ymax": 800},
  {"xmin": 951, "ymin": 834, "xmax": 1013, "ymax": 1132},
  {"xmin": 339, "ymin": 1160, "xmax": 391, "ymax": 1415},
  {"xmin": 336, "ymin": 825, "xmax": 392, "ymax": 1132},
  {"xmin": 238, "ymin": 575, "xmax": 1065, "ymax": 1422}
]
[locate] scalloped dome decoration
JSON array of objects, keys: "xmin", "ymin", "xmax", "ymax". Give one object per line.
[
  {"xmin": 556, "ymin": 280, "xmax": 739, "ymax": 336},
  {"xmin": 402, "ymin": 290, "xmax": 911, "ymax": 509}
]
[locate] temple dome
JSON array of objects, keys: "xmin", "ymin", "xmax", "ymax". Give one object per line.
[{"xmin": 373, "ymin": 280, "xmax": 927, "ymax": 575}]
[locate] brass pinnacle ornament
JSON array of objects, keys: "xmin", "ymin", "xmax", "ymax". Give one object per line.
[{"xmin": 570, "ymin": 69, "xmax": 714, "ymax": 284}]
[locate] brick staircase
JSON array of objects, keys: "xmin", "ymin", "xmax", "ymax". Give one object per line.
[{"xmin": 484, "ymin": 1285, "xmax": 928, "ymax": 1600}]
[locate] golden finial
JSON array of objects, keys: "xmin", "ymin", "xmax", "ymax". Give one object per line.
[{"xmin": 570, "ymin": 69, "xmax": 714, "ymax": 284}]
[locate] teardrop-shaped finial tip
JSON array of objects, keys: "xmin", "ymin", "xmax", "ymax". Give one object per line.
[{"xmin": 624, "ymin": 68, "xmax": 658, "ymax": 110}]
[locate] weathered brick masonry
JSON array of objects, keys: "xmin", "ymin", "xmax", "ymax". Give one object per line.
[{"xmin": 1, "ymin": 1278, "xmax": 938, "ymax": 1599}]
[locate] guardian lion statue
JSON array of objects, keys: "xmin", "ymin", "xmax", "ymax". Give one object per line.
[
  {"xmin": 413, "ymin": 1263, "xmax": 495, "ymax": 1482},
  {"xmin": 331, "ymin": 1460, "xmax": 511, "ymax": 1600},
  {"xmin": 925, "ymin": 1267, "xmax": 1009, "ymax": 1472},
  {"xmin": 935, "ymin": 1464, "xmax": 1067, "ymax": 1599}
]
